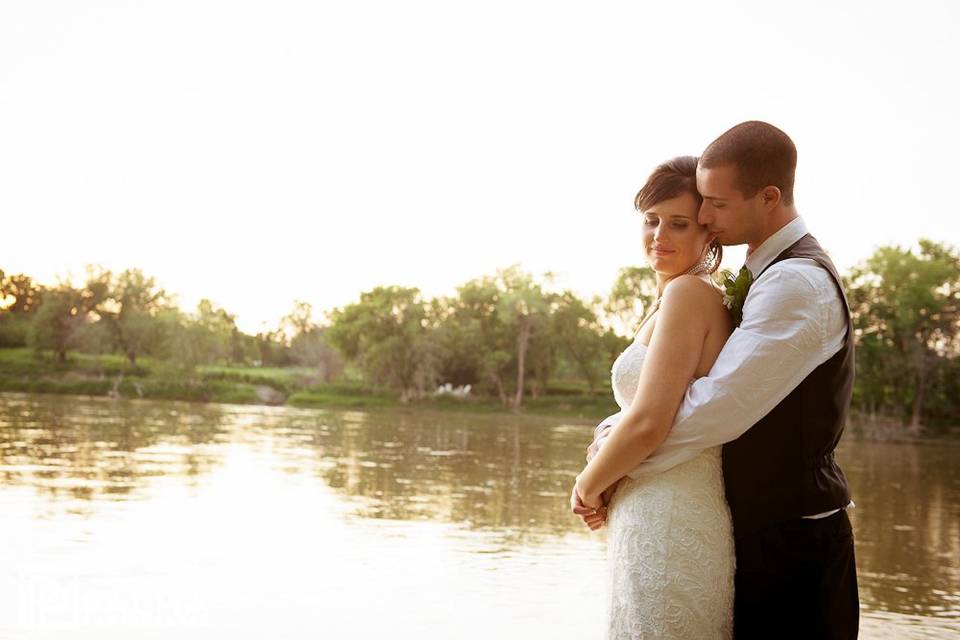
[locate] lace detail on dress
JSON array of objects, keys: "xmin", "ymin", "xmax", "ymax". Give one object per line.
[
  {"xmin": 610, "ymin": 336, "xmax": 649, "ymax": 410},
  {"xmin": 605, "ymin": 342, "xmax": 735, "ymax": 639}
]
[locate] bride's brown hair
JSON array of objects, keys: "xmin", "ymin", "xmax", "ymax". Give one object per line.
[{"xmin": 634, "ymin": 155, "xmax": 722, "ymax": 274}]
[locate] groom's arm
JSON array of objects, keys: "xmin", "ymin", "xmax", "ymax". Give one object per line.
[{"xmin": 626, "ymin": 259, "xmax": 846, "ymax": 477}]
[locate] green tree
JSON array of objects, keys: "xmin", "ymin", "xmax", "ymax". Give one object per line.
[
  {"xmin": 28, "ymin": 287, "xmax": 79, "ymax": 362},
  {"xmin": 28, "ymin": 273, "xmax": 109, "ymax": 363},
  {"xmin": 496, "ymin": 266, "xmax": 552, "ymax": 408},
  {"xmin": 846, "ymin": 240, "xmax": 960, "ymax": 431},
  {"xmin": 604, "ymin": 266, "xmax": 658, "ymax": 337},
  {"xmin": 326, "ymin": 286, "xmax": 438, "ymax": 401},
  {"xmin": 436, "ymin": 265, "xmax": 556, "ymax": 408},
  {"xmin": 282, "ymin": 300, "xmax": 315, "ymax": 339},
  {"xmin": 1, "ymin": 272, "xmax": 42, "ymax": 315},
  {"xmin": 71, "ymin": 320, "xmax": 114, "ymax": 359},
  {"xmin": 156, "ymin": 307, "xmax": 206, "ymax": 372},
  {"xmin": 192, "ymin": 299, "xmax": 241, "ymax": 365},
  {"xmin": 100, "ymin": 269, "xmax": 172, "ymax": 367},
  {"xmin": 252, "ymin": 328, "xmax": 292, "ymax": 367},
  {"xmin": 281, "ymin": 300, "xmax": 343, "ymax": 379},
  {"xmin": 550, "ymin": 290, "xmax": 619, "ymax": 393},
  {"xmin": 445, "ymin": 275, "xmax": 513, "ymax": 404},
  {"xmin": 0, "ymin": 271, "xmax": 43, "ymax": 347}
]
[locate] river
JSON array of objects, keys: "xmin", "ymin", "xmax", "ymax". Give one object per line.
[{"xmin": 0, "ymin": 393, "xmax": 957, "ymax": 638}]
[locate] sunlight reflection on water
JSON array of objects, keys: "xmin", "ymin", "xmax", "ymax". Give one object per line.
[{"xmin": 0, "ymin": 393, "xmax": 956, "ymax": 639}]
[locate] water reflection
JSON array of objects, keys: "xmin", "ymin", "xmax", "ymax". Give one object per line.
[
  {"xmin": 308, "ymin": 410, "xmax": 586, "ymax": 541},
  {"xmin": 0, "ymin": 395, "xmax": 230, "ymax": 517},
  {"xmin": 0, "ymin": 394, "xmax": 591, "ymax": 541},
  {"xmin": 0, "ymin": 392, "xmax": 958, "ymax": 638},
  {"xmin": 843, "ymin": 440, "xmax": 960, "ymax": 627}
]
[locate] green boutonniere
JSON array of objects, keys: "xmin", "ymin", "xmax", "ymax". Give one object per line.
[{"xmin": 720, "ymin": 266, "xmax": 754, "ymax": 327}]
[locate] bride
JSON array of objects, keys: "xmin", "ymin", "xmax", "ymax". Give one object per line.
[{"xmin": 571, "ymin": 156, "xmax": 735, "ymax": 638}]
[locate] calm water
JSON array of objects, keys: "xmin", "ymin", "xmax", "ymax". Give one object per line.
[{"xmin": 0, "ymin": 392, "xmax": 957, "ymax": 639}]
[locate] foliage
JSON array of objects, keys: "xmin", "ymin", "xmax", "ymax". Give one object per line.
[
  {"xmin": 281, "ymin": 300, "xmax": 343, "ymax": 379},
  {"xmin": 719, "ymin": 266, "xmax": 754, "ymax": 328},
  {"xmin": 27, "ymin": 273, "xmax": 109, "ymax": 363},
  {"xmin": 98, "ymin": 268, "xmax": 172, "ymax": 367},
  {"xmin": 0, "ymin": 314, "xmax": 31, "ymax": 348},
  {"xmin": 157, "ymin": 300, "xmax": 246, "ymax": 372},
  {"xmin": 431, "ymin": 265, "xmax": 554, "ymax": 408},
  {"xmin": 547, "ymin": 290, "xmax": 617, "ymax": 394},
  {"xmin": 846, "ymin": 239, "xmax": 960, "ymax": 431},
  {"xmin": 2, "ymin": 244, "xmax": 958, "ymax": 430},
  {"xmin": 0, "ymin": 272, "xmax": 42, "ymax": 315},
  {"xmin": 603, "ymin": 266, "xmax": 658, "ymax": 337},
  {"xmin": 493, "ymin": 265, "xmax": 553, "ymax": 407},
  {"xmin": 325, "ymin": 286, "xmax": 439, "ymax": 402}
]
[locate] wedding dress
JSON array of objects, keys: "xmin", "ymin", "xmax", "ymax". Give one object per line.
[{"xmin": 604, "ymin": 337, "xmax": 735, "ymax": 639}]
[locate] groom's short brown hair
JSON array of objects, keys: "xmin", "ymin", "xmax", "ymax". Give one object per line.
[{"xmin": 700, "ymin": 121, "xmax": 797, "ymax": 206}]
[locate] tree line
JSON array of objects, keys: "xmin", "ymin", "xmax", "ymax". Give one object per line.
[{"xmin": 1, "ymin": 239, "xmax": 957, "ymax": 430}]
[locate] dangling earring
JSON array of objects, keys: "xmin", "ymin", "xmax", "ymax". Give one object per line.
[
  {"xmin": 682, "ymin": 244, "xmax": 711, "ymax": 276},
  {"xmin": 701, "ymin": 241, "xmax": 720, "ymax": 274}
]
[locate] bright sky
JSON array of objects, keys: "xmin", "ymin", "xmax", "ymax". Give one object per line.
[{"xmin": 2, "ymin": 1, "xmax": 958, "ymax": 334}]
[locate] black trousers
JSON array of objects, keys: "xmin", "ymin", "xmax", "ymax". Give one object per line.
[{"xmin": 733, "ymin": 509, "xmax": 859, "ymax": 639}]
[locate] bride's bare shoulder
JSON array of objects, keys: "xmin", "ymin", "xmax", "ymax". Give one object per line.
[
  {"xmin": 660, "ymin": 275, "xmax": 732, "ymax": 339},
  {"xmin": 661, "ymin": 274, "xmax": 724, "ymax": 308}
]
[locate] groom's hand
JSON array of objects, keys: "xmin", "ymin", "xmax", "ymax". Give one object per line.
[
  {"xmin": 601, "ymin": 478, "xmax": 623, "ymax": 510},
  {"xmin": 586, "ymin": 422, "xmax": 614, "ymax": 462}
]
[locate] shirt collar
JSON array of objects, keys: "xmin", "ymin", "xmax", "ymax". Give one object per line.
[{"xmin": 744, "ymin": 216, "xmax": 809, "ymax": 277}]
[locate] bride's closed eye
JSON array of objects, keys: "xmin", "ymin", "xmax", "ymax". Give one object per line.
[{"xmin": 645, "ymin": 218, "xmax": 691, "ymax": 230}]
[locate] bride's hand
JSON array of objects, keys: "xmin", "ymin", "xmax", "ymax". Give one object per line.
[{"xmin": 570, "ymin": 481, "xmax": 607, "ymax": 531}]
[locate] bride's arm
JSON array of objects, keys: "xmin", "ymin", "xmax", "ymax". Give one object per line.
[{"xmin": 575, "ymin": 276, "xmax": 715, "ymax": 506}]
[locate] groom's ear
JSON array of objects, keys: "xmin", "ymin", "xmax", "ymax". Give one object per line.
[{"xmin": 759, "ymin": 186, "xmax": 782, "ymax": 211}]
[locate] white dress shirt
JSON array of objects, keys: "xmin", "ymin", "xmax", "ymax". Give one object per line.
[{"xmin": 596, "ymin": 216, "xmax": 853, "ymax": 518}]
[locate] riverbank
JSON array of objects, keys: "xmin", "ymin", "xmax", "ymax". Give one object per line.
[
  {"xmin": 3, "ymin": 348, "xmax": 957, "ymax": 440},
  {"xmin": 0, "ymin": 348, "xmax": 616, "ymax": 420},
  {"xmin": 846, "ymin": 412, "xmax": 960, "ymax": 445}
]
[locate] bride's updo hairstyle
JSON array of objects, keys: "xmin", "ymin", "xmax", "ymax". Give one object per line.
[{"xmin": 634, "ymin": 156, "xmax": 722, "ymax": 275}]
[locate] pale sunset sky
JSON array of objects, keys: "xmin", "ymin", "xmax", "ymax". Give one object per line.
[{"xmin": 2, "ymin": 1, "xmax": 958, "ymax": 333}]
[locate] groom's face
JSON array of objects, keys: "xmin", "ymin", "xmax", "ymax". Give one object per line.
[{"xmin": 696, "ymin": 164, "xmax": 763, "ymax": 246}]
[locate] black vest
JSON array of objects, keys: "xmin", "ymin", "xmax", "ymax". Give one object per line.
[{"xmin": 721, "ymin": 234, "xmax": 854, "ymax": 538}]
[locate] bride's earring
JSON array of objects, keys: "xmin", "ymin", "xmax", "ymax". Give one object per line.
[
  {"xmin": 708, "ymin": 240, "xmax": 722, "ymax": 273},
  {"xmin": 683, "ymin": 245, "xmax": 711, "ymax": 276},
  {"xmin": 702, "ymin": 242, "xmax": 720, "ymax": 274}
]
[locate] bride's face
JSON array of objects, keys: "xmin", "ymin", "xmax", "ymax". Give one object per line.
[{"xmin": 641, "ymin": 191, "xmax": 710, "ymax": 276}]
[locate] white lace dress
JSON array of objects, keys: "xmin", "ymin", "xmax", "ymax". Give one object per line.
[{"xmin": 604, "ymin": 339, "xmax": 735, "ymax": 639}]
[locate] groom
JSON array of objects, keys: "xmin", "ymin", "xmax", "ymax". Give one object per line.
[{"xmin": 584, "ymin": 121, "xmax": 859, "ymax": 639}]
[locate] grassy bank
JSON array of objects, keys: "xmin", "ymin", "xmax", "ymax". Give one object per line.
[
  {"xmin": 0, "ymin": 348, "xmax": 617, "ymax": 419},
  {"xmin": 5, "ymin": 348, "xmax": 953, "ymax": 439}
]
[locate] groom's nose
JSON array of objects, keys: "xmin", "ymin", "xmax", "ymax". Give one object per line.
[{"xmin": 698, "ymin": 203, "xmax": 713, "ymax": 226}]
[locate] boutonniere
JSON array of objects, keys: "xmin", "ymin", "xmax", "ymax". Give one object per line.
[{"xmin": 720, "ymin": 266, "xmax": 754, "ymax": 327}]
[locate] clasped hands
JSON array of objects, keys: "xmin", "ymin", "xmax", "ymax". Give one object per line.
[{"xmin": 570, "ymin": 421, "xmax": 620, "ymax": 531}]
